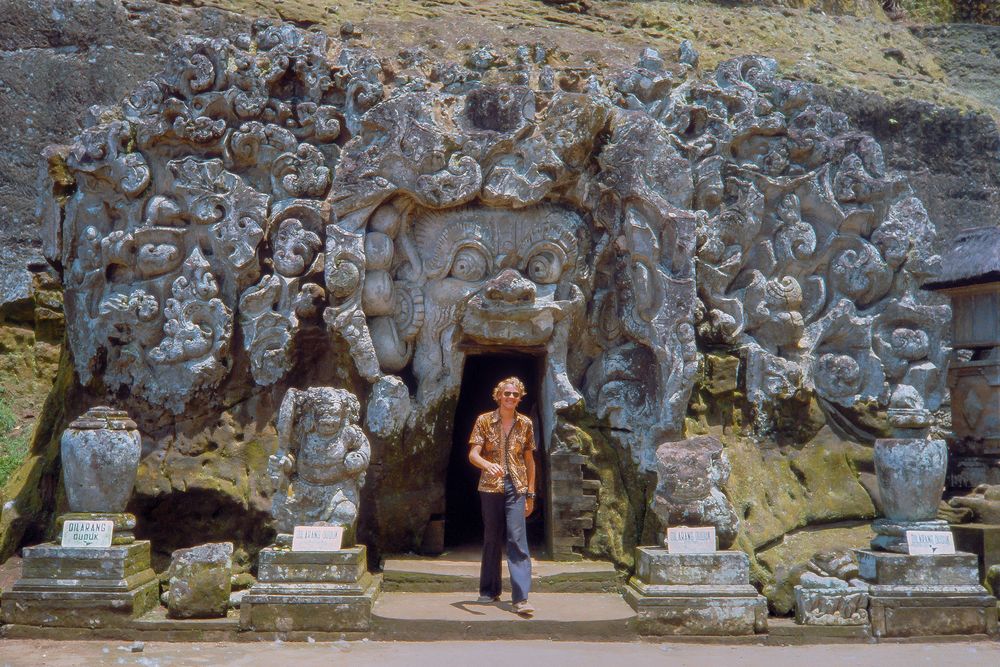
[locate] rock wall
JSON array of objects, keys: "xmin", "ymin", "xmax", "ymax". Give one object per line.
[{"xmin": 2, "ymin": 1, "xmax": 999, "ymax": 612}]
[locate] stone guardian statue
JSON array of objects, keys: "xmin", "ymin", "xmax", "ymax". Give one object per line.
[{"xmin": 269, "ymin": 387, "xmax": 371, "ymax": 544}]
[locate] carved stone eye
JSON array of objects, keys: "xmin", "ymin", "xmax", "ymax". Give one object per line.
[
  {"xmin": 449, "ymin": 247, "xmax": 488, "ymax": 282},
  {"xmin": 526, "ymin": 251, "xmax": 562, "ymax": 284}
]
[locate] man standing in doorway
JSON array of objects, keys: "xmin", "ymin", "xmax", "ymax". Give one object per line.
[{"xmin": 468, "ymin": 376, "xmax": 536, "ymax": 617}]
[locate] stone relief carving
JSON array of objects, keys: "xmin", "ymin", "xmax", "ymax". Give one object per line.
[
  {"xmin": 43, "ymin": 22, "xmax": 948, "ymax": 477},
  {"xmin": 793, "ymin": 550, "xmax": 870, "ymax": 626},
  {"xmin": 269, "ymin": 387, "xmax": 371, "ymax": 537}
]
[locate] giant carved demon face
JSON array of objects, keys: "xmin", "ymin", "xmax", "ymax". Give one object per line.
[{"xmin": 362, "ymin": 203, "xmax": 586, "ymax": 404}]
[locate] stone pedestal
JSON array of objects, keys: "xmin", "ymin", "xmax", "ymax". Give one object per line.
[
  {"xmin": 623, "ymin": 547, "xmax": 767, "ymax": 636},
  {"xmin": 856, "ymin": 549, "xmax": 998, "ymax": 637},
  {"xmin": 240, "ymin": 545, "xmax": 380, "ymax": 633},
  {"xmin": 1, "ymin": 540, "xmax": 158, "ymax": 628}
]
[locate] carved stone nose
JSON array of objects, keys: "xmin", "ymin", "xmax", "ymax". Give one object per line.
[{"xmin": 484, "ymin": 268, "xmax": 536, "ymax": 304}]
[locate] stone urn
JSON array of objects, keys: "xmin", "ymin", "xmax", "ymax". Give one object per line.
[
  {"xmin": 874, "ymin": 438, "xmax": 947, "ymax": 522},
  {"xmin": 60, "ymin": 407, "xmax": 141, "ymax": 513}
]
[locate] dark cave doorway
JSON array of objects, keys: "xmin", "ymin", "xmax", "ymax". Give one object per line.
[{"xmin": 445, "ymin": 351, "xmax": 547, "ymax": 553}]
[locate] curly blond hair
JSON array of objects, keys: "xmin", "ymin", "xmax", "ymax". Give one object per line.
[{"xmin": 492, "ymin": 376, "xmax": 527, "ymax": 403}]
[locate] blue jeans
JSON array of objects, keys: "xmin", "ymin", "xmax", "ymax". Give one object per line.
[{"xmin": 479, "ymin": 476, "xmax": 532, "ymax": 602}]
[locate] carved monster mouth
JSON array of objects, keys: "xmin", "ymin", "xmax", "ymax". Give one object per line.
[{"xmin": 459, "ymin": 285, "xmax": 569, "ymax": 346}]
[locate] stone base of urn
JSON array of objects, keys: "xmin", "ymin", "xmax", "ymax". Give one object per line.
[
  {"xmin": 1, "ymin": 540, "xmax": 158, "ymax": 628},
  {"xmin": 870, "ymin": 518, "xmax": 952, "ymax": 553},
  {"xmin": 623, "ymin": 548, "xmax": 767, "ymax": 636},
  {"xmin": 54, "ymin": 512, "xmax": 137, "ymax": 545},
  {"xmin": 240, "ymin": 545, "xmax": 380, "ymax": 632},
  {"xmin": 856, "ymin": 549, "xmax": 999, "ymax": 637}
]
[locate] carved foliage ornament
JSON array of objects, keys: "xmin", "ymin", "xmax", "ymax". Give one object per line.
[{"xmin": 44, "ymin": 23, "xmax": 946, "ymax": 465}]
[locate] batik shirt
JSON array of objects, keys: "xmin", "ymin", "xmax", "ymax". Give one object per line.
[{"xmin": 468, "ymin": 410, "xmax": 536, "ymax": 494}]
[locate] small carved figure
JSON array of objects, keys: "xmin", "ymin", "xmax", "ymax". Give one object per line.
[
  {"xmin": 652, "ymin": 436, "xmax": 739, "ymax": 549},
  {"xmin": 269, "ymin": 387, "xmax": 371, "ymax": 541}
]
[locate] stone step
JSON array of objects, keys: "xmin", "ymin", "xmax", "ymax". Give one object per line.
[
  {"xmin": 381, "ymin": 555, "xmax": 623, "ymax": 593},
  {"xmin": 372, "ymin": 591, "xmax": 637, "ymax": 641}
]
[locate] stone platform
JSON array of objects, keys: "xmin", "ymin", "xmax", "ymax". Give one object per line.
[
  {"xmin": 1, "ymin": 540, "xmax": 158, "ymax": 628},
  {"xmin": 856, "ymin": 549, "xmax": 999, "ymax": 638},
  {"xmin": 624, "ymin": 548, "xmax": 767, "ymax": 636},
  {"xmin": 239, "ymin": 546, "xmax": 380, "ymax": 633}
]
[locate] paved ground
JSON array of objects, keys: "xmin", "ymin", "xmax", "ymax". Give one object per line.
[{"xmin": 0, "ymin": 639, "xmax": 998, "ymax": 667}]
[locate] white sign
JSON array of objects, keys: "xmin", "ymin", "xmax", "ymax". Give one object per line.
[
  {"xmin": 61, "ymin": 520, "xmax": 114, "ymax": 548},
  {"xmin": 906, "ymin": 530, "xmax": 955, "ymax": 555},
  {"xmin": 666, "ymin": 526, "xmax": 717, "ymax": 554},
  {"xmin": 292, "ymin": 525, "xmax": 344, "ymax": 552}
]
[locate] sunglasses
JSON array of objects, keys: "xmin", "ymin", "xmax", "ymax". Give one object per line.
[{"xmin": 502, "ymin": 391, "xmax": 522, "ymax": 398}]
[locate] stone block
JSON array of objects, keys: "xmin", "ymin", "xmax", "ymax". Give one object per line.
[
  {"xmin": 868, "ymin": 592, "xmax": 998, "ymax": 638},
  {"xmin": 256, "ymin": 546, "xmax": 369, "ymax": 590},
  {"xmin": 167, "ymin": 542, "xmax": 233, "ymax": 619},
  {"xmin": 17, "ymin": 540, "xmax": 155, "ymax": 590},
  {"xmin": 624, "ymin": 585, "xmax": 767, "ymax": 636},
  {"xmin": 240, "ymin": 575, "xmax": 381, "ymax": 633},
  {"xmin": 635, "ymin": 547, "xmax": 749, "ymax": 587},
  {"xmin": 1, "ymin": 540, "xmax": 158, "ymax": 628},
  {"xmin": 856, "ymin": 549, "xmax": 980, "ymax": 587},
  {"xmin": 625, "ymin": 548, "xmax": 767, "ymax": 636},
  {"xmin": 239, "ymin": 545, "xmax": 380, "ymax": 632},
  {"xmin": 856, "ymin": 549, "xmax": 998, "ymax": 637}
]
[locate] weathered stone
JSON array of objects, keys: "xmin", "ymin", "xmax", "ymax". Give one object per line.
[
  {"xmin": 60, "ymin": 407, "xmax": 141, "ymax": 513},
  {"xmin": 364, "ymin": 375, "xmax": 411, "ymax": 439},
  {"xmin": 21, "ymin": 13, "xmax": 958, "ymax": 567},
  {"xmin": 756, "ymin": 524, "xmax": 874, "ymax": 615},
  {"xmin": 857, "ymin": 549, "xmax": 981, "ymax": 587},
  {"xmin": 167, "ymin": 542, "xmax": 234, "ymax": 619},
  {"xmin": 1, "ymin": 540, "xmax": 158, "ymax": 628},
  {"xmin": 240, "ymin": 545, "xmax": 379, "ymax": 632},
  {"xmin": 870, "ymin": 518, "xmax": 952, "ymax": 553},
  {"xmin": 651, "ymin": 436, "xmax": 739, "ymax": 549},
  {"xmin": 625, "ymin": 548, "xmax": 767, "ymax": 636},
  {"xmin": 872, "ymin": 437, "xmax": 948, "ymax": 552},
  {"xmin": 270, "ymin": 387, "xmax": 370, "ymax": 541},
  {"xmin": 857, "ymin": 549, "xmax": 998, "ymax": 637},
  {"xmin": 634, "ymin": 548, "xmax": 750, "ymax": 589},
  {"xmin": 794, "ymin": 586, "xmax": 869, "ymax": 626}
]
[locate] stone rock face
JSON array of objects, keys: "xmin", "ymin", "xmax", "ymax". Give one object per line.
[
  {"xmin": 270, "ymin": 387, "xmax": 370, "ymax": 539},
  {"xmin": 652, "ymin": 436, "xmax": 738, "ymax": 549},
  {"xmin": 167, "ymin": 541, "xmax": 234, "ymax": 619},
  {"xmin": 30, "ymin": 15, "xmax": 952, "ymax": 566}
]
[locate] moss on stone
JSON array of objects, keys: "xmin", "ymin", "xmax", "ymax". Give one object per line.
[
  {"xmin": 755, "ymin": 522, "xmax": 874, "ymax": 614},
  {"xmin": 556, "ymin": 404, "xmax": 656, "ymax": 570}
]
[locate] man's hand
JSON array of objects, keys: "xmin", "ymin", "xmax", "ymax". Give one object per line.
[
  {"xmin": 525, "ymin": 496, "xmax": 535, "ymax": 517},
  {"xmin": 486, "ymin": 462, "xmax": 503, "ymax": 478}
]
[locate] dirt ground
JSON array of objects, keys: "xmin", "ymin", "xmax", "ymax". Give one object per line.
[{"xmin": 0, "ymin": 639, "xmax": 998, "ymax": 667}]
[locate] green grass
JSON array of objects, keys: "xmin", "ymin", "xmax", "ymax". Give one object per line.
[{"xmin": 0, "ymin": 393, "xmax": 30, "ymax": 488}]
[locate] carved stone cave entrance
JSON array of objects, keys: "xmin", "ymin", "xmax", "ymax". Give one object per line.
[{"xmin": 444, "ymin": 350, "xmax": 546, "ymax": 553}]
